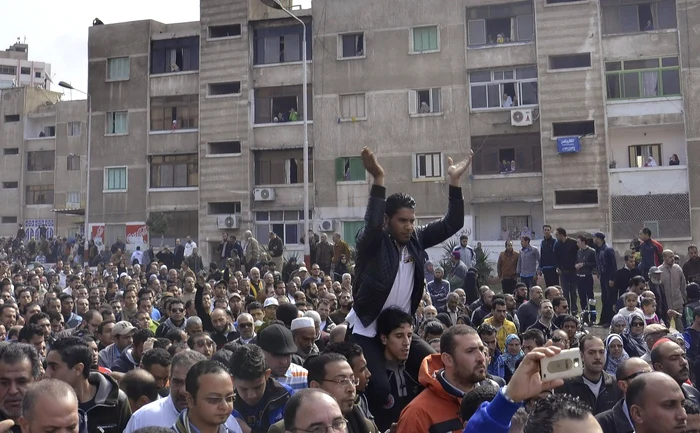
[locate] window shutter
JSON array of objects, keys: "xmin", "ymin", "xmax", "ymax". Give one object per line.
[
  {"xmin": 335, "ymin": 158, "xmax": 344, "ymax": 181},
  {"xmin": 350, "ymin": 157, "xmax": 366, "ymax": 181},
  {"xmin": 468, "ymin": 20, "xmax": 486, "ymax": 45},
  {"xmin": 432, "ymin": 88, "xmax": 442, "ymax": 112},
  {"xmin": 408, "ymin": 90, "xmax": 417, "ymax": 114}
]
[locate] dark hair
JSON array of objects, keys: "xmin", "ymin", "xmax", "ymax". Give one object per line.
[
  {"xmin": 211, "ymin": 349, "xmax": 234, "ymax": 370},
  {"xmin": 385, "ymin": 193, "xmax": 416, "ymax": 218},
  {"xmin": 230, "ymin": 344, "xmax": 267, "ymax": 380},
  {"xmin": 684, "ymin": 399, "xmax": 700, "ymax": 415},
  {"xmin": 460, "ymin": 384, "xmax": 499, "ymax": 422},
  {"xmin": 322, "ymin": 342, "xmax": 363, "ymax": 366},
  {"xmin": 58, "ymin": 293, "xmax": 74, "ymax": 303},
  {"xmin": 641, "ymin": 297, "xmax": 655, "ymax": 308},
  {"xmin": 559, "ymin": 314, "xmax": 579, "ymax": 327},
  {"xmin": 543, "ymin": 224, "xmax": 551, "ymax": 230},
  {"xmin": 28, "ymin": 312, "xmax": 49, "ymax": 325},
  {"xmin": 476, "ymin": 323, "xmax": 496, "ymax": 338},
  {"xmin": 630, "ymin": 275, "xmax": 646, "ymax": 287},
  {"xmin": 555, "ymin": 227, "xmax": 567, "ymax": 237},
  {"xmin": 577, "ymin": 235, "xmax": 587, "ymax": 243},
  {"xmin": 492, "ymin": 297, "xmax": 506, "ymax": 309},
  {"xmin": 283, "ymin": 388, "xmax": 335, "ymax": 430},
  {"xmin": 141, "ymin": 348, "xmax": 172, "ymax": 370},
  {"xmin": 687, "ymin": 283, "xmax": 700, "ymax": 301},
  {"xmin": 642, "ymin": 227, "xmax": 652, "ymax": 237},
  {"xmin": 578, "ymin": 334, "xmax": 602, "ymax": 353},
  {"xmin": 222, "ymin": 342, "xmax": 242, "ymax": 353},
  {"xmin": 18, "ymin": 324, "xmax": 44, "ymax": 344},
  {"xmin": 48, "ymin": 311, "xmax": 63, "ymax": 323},
  {"xmin": 185, "ymin": 360, "xmax": 230, "ymax": 399},
  {"xmin": 276, "ymin": 303, "xmax": 299, "ymax": 328},
  {"xmin": 460, "ymin": 234, "xmax": 469, "ymax": 241},
  {"xmin": 187, "ymin": 332, "xmax": 211, "ymax": 350},
  {"xmin": 49, "ymin": 337, "xmax": 92, "ymax": 379},
  {"xmin": 522, "ymin": 235, "xmax": 531, "ymax": 243},
  {"xmin": 0, "ymin": 343, "xmax": 40, "ymax": 379},
  {"xmin": 422, "ymin": 320, "xmax": 445, "ymax": 337},
  {"xmin": 83, "ymin": 309, "xmax": 102, "ymax": 323},
  {"xmin": 524, "ymin": 393, "xmax": 592, "ymax": 433},
  {"xmin": 120, "ymin": 369, "xmax": 158, "ymax": 405},
  {"xmin": 521, "ymin": 329, "xmax": 546, "ymax": 347},
  {"xmin": 306, "ymin": 353, "xmax": 348, "ymax": 386},
  {"xmin": 131, "ymin": 428, "xmax": 174, "ymax": 433},
  {"xmin": 435, "ymin": 313, "xmax": 453, "ymax": 328},
  {"xmin": 246, "ymin": 302, "xmax": 263, "ymax": 313},
  {"xmin": 376, "ymin": 307, "xmax": 413, "ymax": 337},
  {"xmin": 551, "ymin": 296, "xmax": 567, "ymax": 309},
  {"xmin": 165, "ymin": 328, "xmax": 186, "ymax": 343},
  {"xmin": 154, "ymin": 338, "xmax": 172, "ymax": 350},
  {"xmin": 442, "ymin": 325, "xmax": 478, "ymax": 356}
]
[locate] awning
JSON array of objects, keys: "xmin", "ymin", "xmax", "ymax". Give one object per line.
[{"xmin": 52, "ymin": 208, "xmax": 85, "ymax": 216}]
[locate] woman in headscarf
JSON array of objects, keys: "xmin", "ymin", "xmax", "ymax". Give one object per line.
[
  {"xmin": 645, "ymin": 155, "xmax": 658, "ymax": 167},
  {"xmin": 604, "ymin": 334, "xmax": 629, "ymax": 376},
  {"xmin": 610, "ymin": 314, "xmax": 627, "ymax": 336},
  {"xmin": 500, "ymin": 334, "xmax": 524, "ymax": 383},
  {"xmin": 622, "ymin": 312, "xmax": 648, "ymax": 358}
]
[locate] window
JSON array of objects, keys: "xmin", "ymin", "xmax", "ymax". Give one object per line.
[
  {"xmin": 629, "ymin": 144, "xmax": 662, "ymax": 167},
  {"xmin": 502, "ymin": 216, "xmax": 531, "ymax": 240},
  {"xmin": 602, "ymin": 0, "xmax": 676, "ymax": 34},
  {"xmin": 409, "ymin": 88, "xmax": 442, "ymax": 114},
  {"xmin": 255, "ymin": 149, "xmax": 312, "ymax": 185},
  {"xmin": 0, "ymin": 66, "xmax": 16, "ymax": 75},
  {"xmin": 411, "ymin": 26, "xmax": 439, "ymax": 53},
  {"xmin": 2, "ymin": 182, "xmax": 18, "ymax": 189},
  {"xmin": 0, "ymin": 217, "xmax": 17, "ymax": 224},
  {"xmin": 26, "ymin": 185, "xmax": 54, "ymax": 205},
  {"xmin": 414, "ymin": 152, "xmax": 443, "ymax": 179},
  {"xmin": 470, "ymin": 67, "xmax": 538, "ymax": 109},
  {"xmin": 472, "ymin": 133, "xmax": 542, "ymax": 175},
  {"xmin": 254, "ymin": 85, "xmax": 313, "ymax": 124},
  {"xmin": 208, "ymin": 202, "xmax": 242, "ymax": 214},
  {"xmin": 68, "ymin": 121, "xmax": 81, "ymax": 136},
  {"xmin": 342, "ymin": 221, "xmax": 364, "ymax": 247},
  {"xmin": 552, "ymin": 120, "xmax": 595, "ymax": 137},
  {"xmin": 255, "ymin": 210, "xmax": 306, "ymax": 244},
  {"xmin": 208, "ymin": 82, "xmax": 241, "ymax": 96},
  {"xmin": 67, "ymin": 155, "xmax": 80, "ymax": 171},
  {"xmin": 35, "ymin": 72, "xmax": 41, "ymax": 78},
  {"xmin": 208, "ymin": 141, "xmax": 242, "ymax": 155},
  {"xmin": 66, "ymin": 192, "xmax": 81, "ymax": 209},
  {"xmin": 340, "ymin": 33, "xmax": 365, "ymax": 58},
  {"xmin": 554, "ymin": 189, "xmax": 599, "ymax": 206},
  {"xmin": 106, "ymin": 111, "xmax": 128, "ymax": 135},
  {"xmin": 335, "ymin": 157, "xmax": 366, "ymax": 182},
  {"xmin": 467, "ymin": 2, "xmax": 534, "ymax": 46},
  {"xmin": 107, "ymin": 57, "xmax": 130, "ymax": 81},
  {"xmin": 151, "ymin": 36, "xmax": 200, "ymax": 74},
  {"xmin": 150, "ymin": 95, "xmax": 199, "ymax": 131},
  {"xmin": 549, "ymin": 53, "xmax": 592, "ymax": 70},
  {"xmin": 20, "ymin": 67, "xmax": 30, "ymax": 75},
  {"xmin": 105, "ymin": 167, "xmax": 127, "ymax": 191},
  {"xmin": 253, "ymin": 23, "xmax": 313, "ymax": 65},
  {"xmin": 4, "ymin": 114, "xmax": 19, "ymax": 122},
  {"xmin": 339, "ymin": 94, "xmax": 366, "ymax": 119},
  {"xmin": 605, "ymin": 57, "xmax": 680, "ymax": 100},
  {"xmin": 27, "ymin": 151, "xmax": 55, "ymax": 172},
  {"xmin": 209, "ymin": 24, "xmax": 242, "ymax": 39},
  {"xmin": 41, "ymin": 126, "xmax": 56, "ymax": 137},
  {"xmin": 150, "ymin": 154, "xmax": 198, "ymax": 188},
  {"xmin": 3, "ymin": 148, "xmax": 18, "ymax": 155}
]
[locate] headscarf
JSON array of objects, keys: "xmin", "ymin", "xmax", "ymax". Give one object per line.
[
  {"xmin": 604, "ymin": 333, "xmax": 629, "ymax": 375},
  {"xmin": 623, "ymin": 311, "xmax": 648, "ymax": 357},
  {"xmin": 610, "ymin": 314, "xmax": 627, "ymax": 333},
  {"xmin": 500, "ymin": 334, "xmax": 524, "ymax": 374}
]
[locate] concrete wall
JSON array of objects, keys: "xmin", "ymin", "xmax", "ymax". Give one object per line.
[
  {"xmin": 608, "ymin": 124, "xmax": 686, "ymax": 168},
  {"xmin": 474, "ymin": 202, "xmax": 545, "ymax": 241}
]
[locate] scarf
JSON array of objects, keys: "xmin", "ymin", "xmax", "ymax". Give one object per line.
[
  {"xmin": 623, "ymin": 311, "xmax": 648, "ymax": 357},
  {"xmin": 604, "ymin": 333, "xmax": 629, "ymax": 375},
  {"xmin": 163, "ymin": 317, "xmax": 186, "ymax": 333},
  {"xmin": 500, "ymin": 334, "xmax": 524, "ymax": 374},
  {"xmin": 173, "ymin": 409, "xmax": 229, "ymax": 433},
  {"xmin": 610, "ymin": 314, "xmax": 627, "ymax": 333}
]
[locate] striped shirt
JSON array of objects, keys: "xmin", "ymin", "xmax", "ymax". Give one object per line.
[{"xmin": 277, "ymin": 363, "xmax": 308, "ymax": 391}]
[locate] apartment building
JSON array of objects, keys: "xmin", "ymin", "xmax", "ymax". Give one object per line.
[
  {"xmin": 0, "ymin": 41, "xmax": 51, "ymax": 90},
  {"xmin": 0, "ymin": 86, "xmax": 87, "ymax": 240}
]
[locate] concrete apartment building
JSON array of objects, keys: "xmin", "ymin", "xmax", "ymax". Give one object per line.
[
  {"xmin": 0, "ymin": 41, "xmax": 51, "ymax": 90},
  {"xmin": 0, "ymin": 86, "xmax": 87, "ymax": 240}
]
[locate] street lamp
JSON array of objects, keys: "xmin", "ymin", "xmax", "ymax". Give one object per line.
[
  {"xmin": 259, "ymin": 0, "xmax": 311, "ymax": 266},
  {"xmin": 59, "ymin": 81, "xmax": 91, "ymax": 259}
]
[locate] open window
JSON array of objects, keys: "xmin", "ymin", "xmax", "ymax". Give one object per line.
[
  {"xmin": 340, "ymin": 33, "xmax": 365, "ymax": 58},
  {"xmin": 254, "ymin": 86, "xmax": 312, "ymax": 124},
  {"xmin": 467, "ymin": 2, "xmax": 534, "ymax": 46},
  {"xmin": 409, "ymin": 88, "xmax": 442, "ymax": 115}
]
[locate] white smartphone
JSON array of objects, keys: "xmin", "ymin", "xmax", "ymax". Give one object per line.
[{"xmin": 540, "ymin": 348, "xmax": 583, "ymax": 382}]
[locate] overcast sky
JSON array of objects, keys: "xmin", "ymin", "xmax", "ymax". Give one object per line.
[{"xmin": 1, "ymin": 0, "xmax": 310, "ymax": 100}]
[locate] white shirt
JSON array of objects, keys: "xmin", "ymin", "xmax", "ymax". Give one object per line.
[
  {"xmin": 583, "ymin": 375, "xmax": 602, "ymax": 398},
  {"xmin": 130, "ymin": 250, "xmax": 143, "ymax": 264},
  {"xmin": 347, "ymin": 245, "xmax": 415, "ymax": 338},
  {"xmin": 184, "ymin": 241, "xmax": 197, "ymax": 257},
  {"xmin": 124, "ymin": 395, "xmax": 242, "ymax": 433}
]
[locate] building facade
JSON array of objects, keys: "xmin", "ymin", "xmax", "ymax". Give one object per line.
[{"xmin": 0, "ymin": 42, "xmax": 51, "ymax": 90}]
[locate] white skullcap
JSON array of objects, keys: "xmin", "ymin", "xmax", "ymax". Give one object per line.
[{"xmin": 291, "ymin": 317, "xmax": 315, "ymax": 331}]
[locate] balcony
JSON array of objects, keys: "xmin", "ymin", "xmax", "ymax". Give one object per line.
[
  {"xmin": 252, "ymin": 121, "xmax": 314, "ymax": 149},
  {"xmin": 149, "ymin": 72, "xmax": 198, "ymax": 97},
  {"xmin": 470, "ymin": 172, "xmax": 543, "ymax": 203},
  {"xmin": 24, "ymin": 115, "xmax": 56, "ymax": 141},
  {"xmin": 609, "ymin": 165, "xmax": 688, "ymax": 196}
]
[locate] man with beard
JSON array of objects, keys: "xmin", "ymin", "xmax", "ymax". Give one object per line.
[
  {"xmin": 155, "ymin": 299, "xmax": 187, "ymax": 338},
  {"xmin": 291, "ymin": 317, "xmax": 319, "ymax": 362},
  {"xmin": 398, "ymin": 325, "xmax": 497, "ymax": 433},
  {"xmin": 323, "ymin": 342, "xmax": 373, "ymax": 421},
  {"xmin": 651, "ymin": 339, "xmax": 700, "ymax": 406},
  {"xmin": 470, "ymin": 289, "xmax": 494, "ymax": 327},
  {"xmin": 0, "ymin": 343, "xmax": 42, "ymax": 430},
  {"xmin": 684, "ymin": 245, "xmax": 700, "ymax": 284},
  {"xmin": 497, "ymin": 240, "xmax": 519, "ymax": 295},
  {"xmin": 234, "ymin": 313, "xmax": 256, "ymax": 345},
  {"xmin": 426, "ymin": 267, "xmax": 451, "ymax": 313},
  {"xmin": 527, "ymin": 300, "xmax": 558, "ymax": 341},
  {"xmin": 626, "ymin": 372, "xmax": 687, "ymax": 433},
  {"xmin": 555, "ymin": 335, "xmax": 622, "ymax": 415},
  {"xmin": 659, "ymin": 250, "xmax": 687, "ymax": 330},
  {"xmin": 595, "ymin": 357, "xmax": 652, "ymax": 433},
  {"xmin": 513, "ymin": 282, "xmax": 528, "ymax": 308},
  {"xmin": 140, "ymin": 348, "xmax": 171, "ymax": 398},
  {"xmin": 517, "ymin": 285, "xmax": 543, "ymax": 333},
  {"xmin": 330, "ymin": 291, "xmax": 352, "ymax": 324}
]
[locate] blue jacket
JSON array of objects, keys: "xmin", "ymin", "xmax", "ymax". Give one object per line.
[
  {"xmin": 426, "ymin": 279, "xmax": 451, "ymax": 313},
  {"xmin": 464, "ymin": 389, "xmax": 520, "ymax": 433},
  {"xmin": 596, "ymin": 242, "xmax": 617, "ymax": 281},
  {"xmin": 232, "ymin": 378, "xmax": 293, "ymax": 433}
]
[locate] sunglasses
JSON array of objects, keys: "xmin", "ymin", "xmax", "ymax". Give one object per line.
[
  {"xmin": 620, "ymin": 370, "xmax": 650, "ymax": 381},
  {"xmin": 171, "ymin": 308, "xmax": 185, "ymax": 313},
  {"xmin": 239, "ymin": 323, "xmax": 253, "ymax": 328}
]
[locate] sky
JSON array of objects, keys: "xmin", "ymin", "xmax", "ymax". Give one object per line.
[{"xmin": 1, "ymin": 0, "xmax": 310, "ymax": 100}]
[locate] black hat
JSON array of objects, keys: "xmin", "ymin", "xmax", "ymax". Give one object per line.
[
  {"xmin": 594, "ymin": 232, "xmax": 606, "ymax": 240},
  {"xmin": 257, "ymin": 324, "xmax": 297, "ymax": 355}
]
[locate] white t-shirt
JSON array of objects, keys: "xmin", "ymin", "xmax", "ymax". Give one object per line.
[
  {"xmin": 583, "ymin": 375, "xmax": 602, "ymax": 398},
  {"xmin": 347, "ymin": 245, "xmax": 415, "ymax": 338}
]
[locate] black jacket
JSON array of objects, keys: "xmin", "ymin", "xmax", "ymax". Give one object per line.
[
  {"xmin": 173, "ymin": 244, "xmax": 185, "ymax": 268},
  {"xmin": 353, "ymin": 184, "xmax": 464, "ymax": 327},
  {"xmin": 539, "ymin": 236, "xmax": 557, "ymax": 268},
  {"xmin": 595, "ymin": 399, "xmax": 633, "ymax": 433},
  {"xmin": 614, "ymin": 266, "xmax": 642, "ymax": 297},
  {"xmin": 83, "ymin": 371, "xmax": 132, "ymax": 433},
  {"xmin": 683, "ymin": 382, "xmax": 700, "ymax": 407},
  {"xmin": 554, "ymin": 372, "xmax": 623, "ymax": 415},
  {"xmin": 554, "ymin": 237, "xmax": 579, "ymax": 272},
  {"xmin": 232, "ymin": 378, "xmax": 293, "ymax": 433}
]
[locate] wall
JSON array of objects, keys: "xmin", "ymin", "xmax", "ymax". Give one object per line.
[
  {"xmin": 608, "ymin": 124, "xmax": 687, "ymax": 167},
  {"xmin": 474, "ymin": 202, "xmax": 544, "ymax": 241}
]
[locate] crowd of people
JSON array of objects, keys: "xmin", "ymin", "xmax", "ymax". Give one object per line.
[{"xmin": 0, "ymin": 146, "xmax": 699, "ymax": 433}]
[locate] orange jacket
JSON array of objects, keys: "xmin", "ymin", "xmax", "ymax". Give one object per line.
[{"xmin": 396, "ymin": 354, "xmax": 464, "ymax": 433}]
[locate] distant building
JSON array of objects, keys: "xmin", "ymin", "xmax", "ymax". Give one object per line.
[{"xmin": 0, "ymin": 42, "xmax": 52, "ymax": 90}]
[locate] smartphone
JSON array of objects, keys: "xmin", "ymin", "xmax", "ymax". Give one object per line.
[{"xmin": 540, "ymin": 348, "xmax": 583, "ymax": 382}]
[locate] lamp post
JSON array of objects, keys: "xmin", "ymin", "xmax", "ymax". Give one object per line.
[
  {"xmin": 260, "ymin": 0, "xmax": 311, "ymax": 266},
  {"xmin": 59, "ymin": 81, "xmax": 91, "ymax": 260}
]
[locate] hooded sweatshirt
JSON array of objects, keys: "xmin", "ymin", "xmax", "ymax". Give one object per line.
[
  {"xmin": 111, "ymin": 347, "xmax": 139, "ymax": 373},
  {"xmin": 82, "ymin": 371, "xmax": 132, "ymax": 433}
]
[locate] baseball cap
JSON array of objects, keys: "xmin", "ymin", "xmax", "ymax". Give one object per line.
[
  {"xmin": 112, "ymin": 321, "xmax": 136, "ymax": 336},
  {"xmin": 594, "ymin": 232, "xmax": 606, "ymax": 240},
  {"xmin": 257, "ymin": 324, "xmax": 297, "ymax": 355},
  {"xmin": 263, "ymin": 298, "xmax": 279, "ymax": 308},
  {"xmin": 298, "ymin": 267, "xmax": 308, "ymax": 272},
  {"xmin": 119, "ymin": 272, "xmax": 128, "ymax": 279},
  {"xmin": 644, "ymin": 323, "xmax": 669, "ymax": 337},
  {"xmin": 649, "ymin": 266, "xmax": 662, "ymax": 274},
  {"xmin": 229, "ymin": 292, "xmax": 242, "ymax": 300}
]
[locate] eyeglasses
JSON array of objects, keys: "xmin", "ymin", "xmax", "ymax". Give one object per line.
[
  {"xmin": 204, "ymin": 394, "xmax": 235, "ymax": 406},
  {"xmin": 551, "ymin": 336, "xmax": 567, "ymax": 343},
  {"xmin": 620, "ymin": 370, "xmax": 651, "ymax": 381},
  {"xmin": 196, "ymin": 339, "xmax": 215, "ymax": 348},
  {"xmin": 239, "ymin": 323, "xmax": 253, "ymax": 328},
  {"xmin": 323, "ymin": 377, "xmax": 359, "ymax": 388},
  {"xmin": 171, "ymin": 308, "xmax": 184, "ymax": 313},
  {"xmin": 291, "ymin": 419, "xmax": 348, "ymax": 433}
]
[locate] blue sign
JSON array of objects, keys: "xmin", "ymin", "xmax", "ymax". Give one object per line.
[{"xmin": 557, "ymin": 137, "xmax": 580, "ymax": 153}]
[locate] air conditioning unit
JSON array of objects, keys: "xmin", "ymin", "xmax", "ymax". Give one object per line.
[
  {"xmin": 217, "ymin": 215, "xmax": 239, "ymax": 229},
  {"xmin": 511, "ymin": 109, "xmax": 533, "ymax": 127},
  {"xmin": 253, "ymin": 187, "xmax": 276, "ymax": 201},
  {"xmin": 318, "ymin": 219, "xmax": 335, "ymax": 232}
]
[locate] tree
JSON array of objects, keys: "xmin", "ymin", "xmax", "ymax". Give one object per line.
[{"xmin": 146, "ymin": 212, "xmax": 170, "ymax": 247}]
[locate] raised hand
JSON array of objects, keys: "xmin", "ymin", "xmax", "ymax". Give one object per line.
[
  {"xmin": 505, "ymin": 345, "xmax": 564, "ymax": 403},
  {"xmin": 361, "ymin": 147, "xmax": 385, "ymax": 184},
  {"xmin": 447, "ymin": 149, "xmax": 474, "ymax": 186}
]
